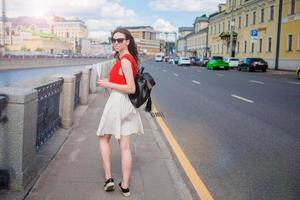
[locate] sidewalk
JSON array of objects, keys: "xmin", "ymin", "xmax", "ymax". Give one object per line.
[{"xmin": 23, "ymin": 92, "xmax": 193, "ymax": 200}]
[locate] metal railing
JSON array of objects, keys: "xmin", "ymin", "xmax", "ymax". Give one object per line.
[
  {"xmin": 74, "ymin": 72, "xmax": 82, "ymax": 109},
  {"xmin": 34, "ymin": 78, "xmax": 63, "ymax": 150},
  {"xmin": 0, "ymin": 94, "xmax": 8, "ymax": 124}
]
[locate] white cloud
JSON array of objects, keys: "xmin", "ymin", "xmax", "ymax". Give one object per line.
[
  {"xmin": 152, "ymin": 18, "xmax": 176, "ymax": 33},
  {"xmin": 148, "ymin": 0, "xmax": 224, "ymax": 13},
  {"xmin": 5, "ymin": 0, "xmax": 143, "ymax": 41}
]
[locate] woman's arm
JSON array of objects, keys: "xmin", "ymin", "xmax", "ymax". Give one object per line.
[{"xmin": 97, "ymin": 58, "xmax": 136, "ymax": 94}]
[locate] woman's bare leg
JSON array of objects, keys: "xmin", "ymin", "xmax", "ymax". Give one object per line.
[
  {"xmin": 118, "ymin": 135, "xmax": 132, "ymax": 188},
  {"xmin": 99, "ymin": 134, "xmax": 112, "ymax": 179}
]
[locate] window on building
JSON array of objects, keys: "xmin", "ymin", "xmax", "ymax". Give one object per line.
[
  {"xmin": 232, "ymin": 18, "xmax": 236, "ymax": 30},
  {"xmin": 218, "ymin": 44, "xmax": 219, "ymax": 53},
  {"xmin": 214, "ymin": 25, "xmax": 217, "ymax": 34},
  {"xmin": 238, "ymin": 16, "xmax": 241, "ymax": 28},
  {"xmin": 287, "ymin": 34, "xmax": 293, "ymax": 51},
  {"xmin": 270, "ymin": 5, "xmax": 274, "ymax": 21},
  {"xmin": 261, "ymin": 9, "xmax": 264, "ymax": 23},
  {"xmin": 268, "ymin": 37, "xmax": 272, "ymax": 52},
  {"xmin": 228, "ymin": 20, "xmax": 231, "ymax": 31},
  {"xmin": 244, "ymin": 41, "xmax": 247, "ymax": 53},
  {"xmin": 251, "ymin": 42, "xmax": 254, "ymax": 53},
  {"xmin": 290, "ymin": 0, "xmax": 296, "ymax": 15},
  {"xmin": 218, "ymin": 24, "xmax": 220, "ymax": 33},
  {"xmin": 142, "ymin": 32, "xmax": 145, "ymax": 39},
  {"xmin": 259, "ymin": 38, "xmax": 263, "ymax": 52},
  {"xmin": 222, "ymin": 44, "xmax": 224, "ymax": 53},
  {"xmin": 223, "ymin": 22, "xmax": 225, "ymax": 32},
  {"xmin": 237, "ymin": 41, "xmax": 240, "ymax": 53},
  {"xmin": 253, "ymin": 11, "xmax": 256, "ymax": 25},
  {"xmin": 245, "ymin": 14, "xmax": 249, "ymax": 26}
]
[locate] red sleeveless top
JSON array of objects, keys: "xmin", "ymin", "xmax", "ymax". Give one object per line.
[{"xmin": 109, "ymin": 54, "xmax": 138, "ymax": 85}]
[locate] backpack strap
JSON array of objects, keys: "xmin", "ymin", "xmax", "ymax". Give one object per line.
[{"xmin": 145, "ymin": 96, "xmax": 152, "ymax": 112}]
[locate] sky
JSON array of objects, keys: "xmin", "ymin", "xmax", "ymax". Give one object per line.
[{"xmin": 5, "ymin": 0, "xmax": 225, "ymax": 41}]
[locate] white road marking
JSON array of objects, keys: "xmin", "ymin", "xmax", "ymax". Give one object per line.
[
  {"xmin": 174, "ymin": 73, "xmax": 179, "ymax": 77},
  {"xmin": 287, "ymin": 81, "xmax": 300, "ymax": 85},
  {"xmin": 192, "ymin": 80, "xmax": 201, "ymax": 85},
  {"xmin": 231, "ymin": 94, "xmax": 254, "ymax": 103},
  {"xmin": 163, "ymin": 70, "xmax": 167, "ymax": 72},
  {"xmin": 216, "ymin": 73, "xmax": 224, "ymax": 76},
  {"xmin": 250, "ymin": 80, "xmax": 264, "ymax": 84}
]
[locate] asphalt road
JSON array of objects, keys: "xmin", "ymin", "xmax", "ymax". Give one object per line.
[{"xmin": 142, "ymin": 60, "xmax": 300, "ymax": 200}]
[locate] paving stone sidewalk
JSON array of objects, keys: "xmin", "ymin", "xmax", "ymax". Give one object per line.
[{"xmin": 23, "ymin": 92, "xmax": 193, "ymax": 200}]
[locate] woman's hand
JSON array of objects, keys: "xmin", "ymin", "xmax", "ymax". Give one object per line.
[{"xmin": 97, "ymin": 78, "xmax": 110, "ymax": 88}]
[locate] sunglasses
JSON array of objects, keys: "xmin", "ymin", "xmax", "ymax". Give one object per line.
[{"xmin": 111, "ymin": 38, "xmax": 126, "ymax": 44}]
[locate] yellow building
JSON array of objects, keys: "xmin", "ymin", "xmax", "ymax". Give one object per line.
[
  {"xmin": 177, "ymin": 27, "xmax": 193, "ymax": 56},
  {"xmin": 53, "ymin": 18, "xmax": 88, "ymax": 52},
  {"xmin": 177, "ymin": 19, "xmax": 209, "ymax": 58},
  {"xmin": 125, "ymin": 26, "xmax": 160, "ymax": 55},
  {"xmin": 280, "ymin": 0, "xmax": 300, "ymax": 69},
  {"xmin": 208, "ymin": 0, "xmax": 279, "ymax": 68}
]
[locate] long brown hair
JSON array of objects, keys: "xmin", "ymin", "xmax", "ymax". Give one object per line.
[{"xmin": 112, "ymin": 27, "xmax": 139, "ymax": 63}]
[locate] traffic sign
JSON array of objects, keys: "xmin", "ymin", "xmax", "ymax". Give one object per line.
[{"xmin": 251, "ymin": 29, "xmax": 258, "ymax": 40}]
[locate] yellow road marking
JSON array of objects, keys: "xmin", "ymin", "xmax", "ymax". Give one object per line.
[{"xmin": 152, "ymin": 104, "xmax": 214, "ymax": 200}]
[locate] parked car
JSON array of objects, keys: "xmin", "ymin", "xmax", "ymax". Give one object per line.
[
  {"xmin": 168, "ymin": 57, "xmax": 175, "ymax": 64},
  {"xmin": 174, "ymin": 57, "xmax": 180, "ymax": 64},
  {"xmin": 197, "ymin": 58, "xmax": 209, "ymax": 67},
  {"xmin": 238, "ymin": 58, "xmax": 268, "ymax": 72},
  {"xmin": 224, "ymin": 57, "xmax": 239, "ymax": 68},
  {"xmin": 178, "ymin": 57, "xmax": 191, "ymax": 66},
  {"xmin": 207, "ymin": 56, "xmax": 229, "ymax": 70},
  {"xmin": 164, "ymin": 56, "xmax": 170, "ymax": 62},
  {"xmin": 296, "ymin": 67, "xmax": 300, "ymax": 79},
  {"xmin": 155, "ymin": 54, "xmax": 163, "ymax": 62},
  {"xmin": 192, "ymin": 57, "xmax": 200, "ymax": 66}
]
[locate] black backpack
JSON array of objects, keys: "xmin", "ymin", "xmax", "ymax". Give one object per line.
[{"xmin": 129, "ymin": 67, "xmax": 155, "ymax": 112}]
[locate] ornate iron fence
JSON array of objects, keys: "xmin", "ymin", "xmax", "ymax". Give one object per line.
[
  {"xmin": 74, "ymin": 72, "xmax": 82, "ymax": 109},
  {"xmin": 0, "ymin": 95, "xmax": 8, "ymax": 124},
  {"xmin": 34, "ymin": 78, "xmax": 63, "ymax": 150}
]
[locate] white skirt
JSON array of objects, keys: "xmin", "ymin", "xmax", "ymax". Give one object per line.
[{"xmin": 96, "ymin": 90, "xmax": 144, "ymax": 139}]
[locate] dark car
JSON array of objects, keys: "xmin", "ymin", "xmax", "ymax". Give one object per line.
[
  {"xmin": 238, "ymin": 58, "xmax": 268, "ymax": 72},
  {"xmin": 190, "ymin": 57, "xmax": 200, "ymax": 65},
  {"xmin": 196, "ymin": 58, "xmax": 209, "ymax": 67}
]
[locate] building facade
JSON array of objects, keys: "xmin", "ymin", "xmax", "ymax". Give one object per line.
[
  {"xmin": 53, "ymin": 17, "xmax": 88, "ymax": 52},
  {"xmin": 81, "ymin": 38, "xmax": 112, "ymax": 57},
  {"xmin": 177, "ymin": 15, "xmax": 209, "ymax": 57},
  {"xmin": 208, "ymin": 0, "xmax": 300, "ymax": 70},
  {"xmin": 0, "ymin": 16, "xmax": 87, "ymax": 54},
  {"xmin": 125, "ymin": 26, "xmax": 160, "ymax": 55},
  {"xmin": 279, "ymin": 0, "xmax": 300, "ymax": 69}
]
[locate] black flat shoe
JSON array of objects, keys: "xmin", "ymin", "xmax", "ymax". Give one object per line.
[
  {"xmin": 118, "ymin": 182, "xmax": 131, "ymax": 197},
  {"xmin": 104, "ymin": 178, "xmax": 114, "ymax": 192}
]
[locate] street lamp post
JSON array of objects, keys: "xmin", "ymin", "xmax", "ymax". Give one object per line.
[
  {"xmin": 229, "ymin": 3, "xmax": 234, "ymax": 58},
  {"xmin": 1, "ymin": 0, "xmax": 6, "ymax": 57}
]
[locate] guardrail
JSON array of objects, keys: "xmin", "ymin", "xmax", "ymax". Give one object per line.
[
  {"xmin": 0, "ymin": 59, "xmax": 114, "ymax": 191},
  {"xmin": 74, "ymin": 72, "xmax": 82, "ymax": 109},
  {"xmin": 0, "ymin": 95, "xmax": 8, "ymax": 124},
  {"xmin": 34, "ymin": 78, "xmax": 64, "ymax": 150},
  {"xmin": 0, "ymin": 94, "xmax": 9, "ymax": 190}
]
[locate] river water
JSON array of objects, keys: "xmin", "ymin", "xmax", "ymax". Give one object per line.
[{"xmin": 0, "ymin": 65, "xmax": 90, "ymax": 87}]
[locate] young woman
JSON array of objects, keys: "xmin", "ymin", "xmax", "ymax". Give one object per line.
[{"xmin": 96, "ymin": 27, "xmax": 144, "ymax": 197}]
